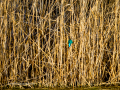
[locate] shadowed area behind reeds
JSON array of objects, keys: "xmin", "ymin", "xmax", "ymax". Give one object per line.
[{"xmin": 0, "ymin": 0, "xmax": 120, "ymax": 88}]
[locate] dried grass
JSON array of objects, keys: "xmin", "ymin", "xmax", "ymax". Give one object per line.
[{"xmin": 0, "ymin": 0, "xmax": 120, "ymax": 88}]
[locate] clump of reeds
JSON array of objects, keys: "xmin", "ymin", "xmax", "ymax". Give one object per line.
[{"xmin": 0, "ymin": 0, "xmax": 120, "ymax": 88}]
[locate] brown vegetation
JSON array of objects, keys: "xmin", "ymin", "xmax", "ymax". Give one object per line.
[{"xmin": 0, "ymin": 0, "xmax": 120, "ymax": 88}]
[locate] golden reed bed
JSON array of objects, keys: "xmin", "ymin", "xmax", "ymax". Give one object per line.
[{"xmin": 0, "ymin": 0, "xmax": 120, "ymax": 88}]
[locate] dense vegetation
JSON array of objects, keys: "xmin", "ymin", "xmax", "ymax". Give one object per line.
[{"xmin": 0, "ymin": 0, "xmax": 120, "ymax": 88}]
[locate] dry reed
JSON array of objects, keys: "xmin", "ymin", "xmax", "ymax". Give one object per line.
[{"xmin": 0, "ymin": 0, "xmax": 120, "ymax": 88}]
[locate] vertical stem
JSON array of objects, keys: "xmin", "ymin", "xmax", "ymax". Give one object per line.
[
  {"xmin": 95, "ymin": 0, "xmax": 99, "ymax": 85},
  {"xmin": 31, "ymin": 0, "xmax": 34, "ymax": 82},
  {"xmin": 100, "ymin": 0, "xmax": 103, "ymax": 85},
  {"xmin": 115, "ymin": 0, "xmax": 119, "ymax": 82},
  {"xmin": 59, "ymin": 0, "xmax": 64, "ymax": 86},
  {"xmin": 41, "ymin": 0, "xmax": 44, "ymax": 85},
  {"xmin": 78, "ymin": 0, "xmax": 81, "ymax": 85},
  {"xmin": 3, "ymin": 0, "xmax": 7, "ymax": 84},
  {"xmin": 13, "ymin": 0, "xmax": 16, "ymax": 82},
  {"xmin": 118, "ymin": 0, "xmax": 120, "ymax": 82},
  {"xmin": 48, "ymin": 0, "xmax": 52, "ymax": 86},
  {"xmin": 26, "ymin": 0, "xmax": 29, "ymax": 82}
]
